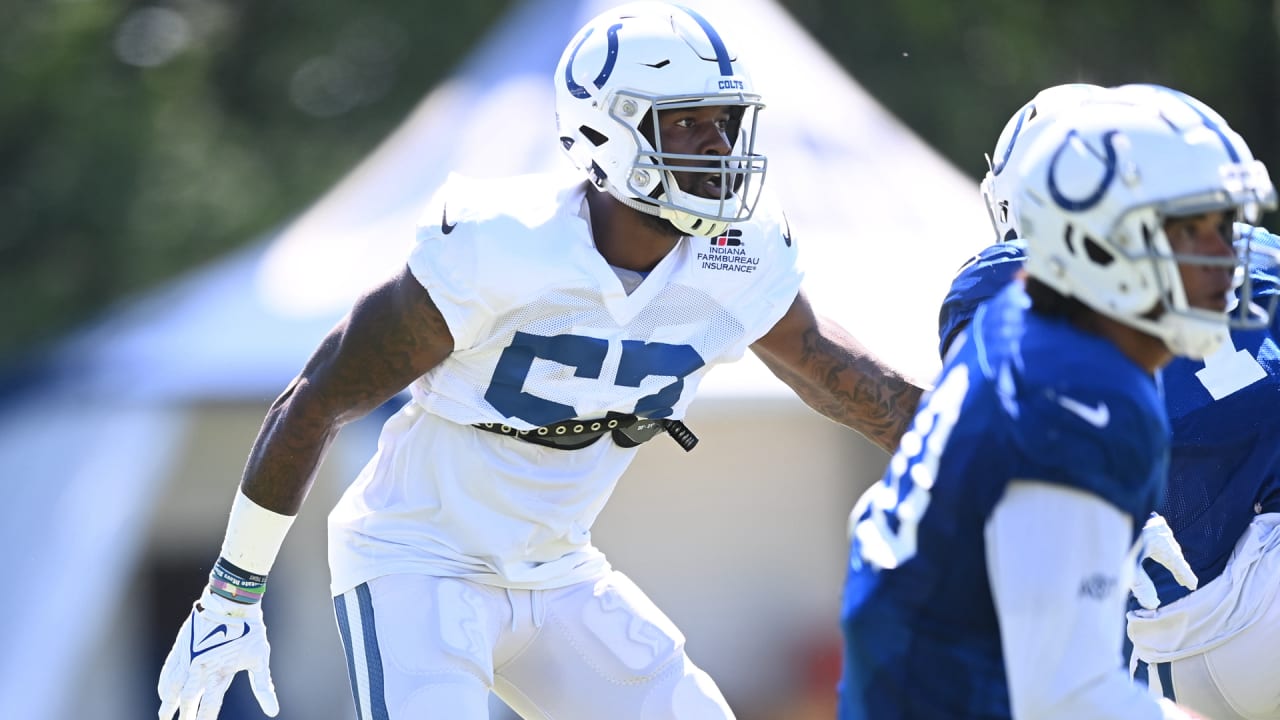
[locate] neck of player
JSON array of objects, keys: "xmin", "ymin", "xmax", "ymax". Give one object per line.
[
  {"xmin": 587, "ymin": 189, "xmax": 684, "ymax": 273},
  {"xmin": 1080, "ymin": 313, "xmax": 1174, "ymax": 374}
]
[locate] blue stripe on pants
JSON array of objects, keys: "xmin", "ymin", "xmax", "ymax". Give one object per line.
[
  {"xmin": 334, "ymin": 585, "xmax": 391, "ymax": 720},
  {"xmin": 334, "ymin": 593, "xmax": 364, "ymax": 720},
  {"xmin": 1134, "ymin": 658, "xmax": 1176, "ymax": 702},
  {"xmin": 1156, "ymin": 661, "xmax": 1177, "ymax": 702},
  {"xmin": 1133, "ymin": 658, "xmax": 1150, "ymax": 687},
  {"xmin": 357, "ymin": 583, "xmax": 391, "ymax": 720}
]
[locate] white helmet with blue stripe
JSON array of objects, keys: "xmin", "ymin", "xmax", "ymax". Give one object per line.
[
  {"xmin": 554, "ymin": 2, "xmax": 766, "ymax": 237},
  {"xmin": 1014, "ymin": 93, "xmax": 1277, "ymax": 359}
]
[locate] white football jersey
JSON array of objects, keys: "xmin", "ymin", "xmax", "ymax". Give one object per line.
[{"xmin": 328, "ymin": 171, "xmax": 804, "ymax": 594}]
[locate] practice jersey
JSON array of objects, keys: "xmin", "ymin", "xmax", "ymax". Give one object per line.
[
  {"xmin": 328, "ymin": 171, "xmax": 803, "ymax": 595},
  {"xmin": 935, "ymin": 226, "xmax": 1280, "ymax": 606},
  {"xmin": 841, "ymin": 283, "xmax": 1168, "ymax": 719}
]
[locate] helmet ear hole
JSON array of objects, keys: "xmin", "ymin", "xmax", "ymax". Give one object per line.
[
  {"xmin": 1083, "ymin": 237, "xmax": 1114, "ymax": 266},
  {"xmin": 637, "ymin": 113, "xmax": 656, "ymax": 148},
  {"xmin": 580, "ymin": 126, "xmax": 609, "ymax": 147}
]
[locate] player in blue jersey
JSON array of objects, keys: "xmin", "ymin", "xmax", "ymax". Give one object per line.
[
  {"xmin": 937, "ymin": 85, "xmax": 1280, "ymax": 720},
  {"xmin": 154, "ymin": 4, "xmax": 925, "ymax": 719},
  {"xmin": 839, "ymin": 93, "xmax": 1277, "ymax": 719}
]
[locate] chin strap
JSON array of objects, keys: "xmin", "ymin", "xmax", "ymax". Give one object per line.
[{"xmin": 603, "ymin": 184, "xmax": 728, "ymax": 238}]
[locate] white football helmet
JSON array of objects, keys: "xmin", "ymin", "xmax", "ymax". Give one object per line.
[
  {"xmin": 1014, "ymin": 99, "xmax": 1277, "ymax": 359},
  {"xmin": 554, "ymin": 2, "xmax": 765, "ymax": 237},
  {"xmin": 1105, "ymin": 83, "xmax": 1280, "ymax": 331},
  {"xmin": 981, "ymin": 84, "xmax": 1107, "ymax": 242}
]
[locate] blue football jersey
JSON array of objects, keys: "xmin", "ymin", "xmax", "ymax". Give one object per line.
[
  {"xmin": 840, "ymin": 284, "xmax": 1168, "ymax": 719},
  {"xmin": 935, "ymin": 225, "xmax": 1280, "ymax": 607},
  {"xmin": 937, "ymin": 239, "xmax": 1028, "ymax": 359},
  {"xmin": 1148, "ymin": 223, "xmax": 1280, "ymax": 603}
]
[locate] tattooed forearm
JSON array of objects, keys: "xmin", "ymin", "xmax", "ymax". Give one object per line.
[
  {"xmin": 758, "ymin": 317, "xmax": 925, "ymax": 455},
  {"xmin": 240, "ymin": 268, "xmax": 453, "ymax": 514}
]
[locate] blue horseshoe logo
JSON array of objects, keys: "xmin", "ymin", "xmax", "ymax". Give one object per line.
[
  {"xmin": 565, "ymin": 23, "xmax": 622, "ymax": 100},
  {"xmin": 1048, "ymin": 129, "xmax": 1119, "ymax": 212}
]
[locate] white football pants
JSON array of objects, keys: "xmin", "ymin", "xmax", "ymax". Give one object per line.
[
  {"xmin": 1129, "ymin": 513, "xmax": 1280, "ymax": 719},
  {"xmin": 333, "ymin": 571, "xmax": 734, "ymax": 719}
]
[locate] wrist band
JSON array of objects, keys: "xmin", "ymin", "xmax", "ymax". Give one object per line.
[
  {"xmin": 219, "ymin": 488, "xmax": 296, "ymax": 574},
  {"xmin": 209, "ymin": 557, "xmax": 267, "ymax": 604},
  {"xmin": 207, "ymin": 488, "xmax": 296, "ymax": 604}
]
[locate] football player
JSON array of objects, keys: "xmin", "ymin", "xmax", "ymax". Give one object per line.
[
  {"xmin": 937, "ymin": 84, "xmax": 1280, "ymax": 720},
  {"xmin": 155, "ymin": 3, "xmax": 922, "ymax": 719},
  {"xmin": 839, "ymin": 91, "xmax": 1276, "ymax": 719}
]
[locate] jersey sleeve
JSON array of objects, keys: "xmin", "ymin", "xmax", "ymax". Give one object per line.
[
  {"xmin": 938, "ymin": 241, "xmax": 1027, "ymax": 358},
  {"xmin": 744, "ymin": 207, "xmax": 804, "ymax": 345},
  {"xmin": 702, "ymin": 192, "xmax": 805, "ymax": 359},
  {"xmin": 405, "ymin": 180, "xmax": 496, "ymax": 352},
  {"xmin": 1008, "ymin": 384, "xmax": 1164, "ymax": 522},
  {"xmin": 985, "ymin": 481, "xmax": 1171, "ymax": 720}
]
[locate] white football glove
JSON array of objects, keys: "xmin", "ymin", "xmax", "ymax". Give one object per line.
[
  {"xmin": 158, "ymin": 587, "xmax": 279, "ymax": 720},
  {"xmin": 1131, "ymin": 513, "xmax": 1199, "ymax": 610}
]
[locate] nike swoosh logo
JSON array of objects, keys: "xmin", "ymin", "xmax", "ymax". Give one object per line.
[
  {"xmin": 189, "ymin": 613, "xmax": 251, "ymax": 658},
  {"xmin": 441, "ymin": 206, "xmax": 457, "ymax": 235},
  {"xmin": 1057, "ymin": 395, "xmax": 1110, "ymax": 428}
]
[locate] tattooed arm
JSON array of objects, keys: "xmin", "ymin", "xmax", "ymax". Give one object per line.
[
  {"xmin": 751, "ymin": 289, "xmax": 924, "ymax": 454},
  {"xmin": 240, "ymin": 265, "xmax": 455, "ymax": 514}
]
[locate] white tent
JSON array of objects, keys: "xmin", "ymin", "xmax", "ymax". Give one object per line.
[{"xmin": 0, "ymin": 1, "xmax": 990, "ymax": 718}]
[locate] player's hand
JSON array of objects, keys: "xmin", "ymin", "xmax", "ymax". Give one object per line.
[
  {"xmin": 1131, "ymin": 513, "xmax": 1198, "ymax": 610},
  {"xmin": 157, "ymin": 587, "xmax": 279, "ymax": 720}
]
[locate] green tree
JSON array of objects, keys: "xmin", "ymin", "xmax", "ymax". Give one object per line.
[{"xmin": 0, "ymin": 1, "xmax": 512, "ymax": 364}]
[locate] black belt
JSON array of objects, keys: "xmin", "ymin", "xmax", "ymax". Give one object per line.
[{"xmin": 473, "ymin": 411, "xmax": 698, "ymax": 452}]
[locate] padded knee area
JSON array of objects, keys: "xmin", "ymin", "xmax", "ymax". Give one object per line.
[
  {"xmin": 574, "ymin": 575, "xmax": 685, "ymax": 680},
  {"xmin": 352, "ymin": 575, "xmax": 503, "ymax": 719},
  {"xmin": 398, "ymin": 674, "xmax": 491, "ymax": 718},
  {"xmin": 495, "ymin": 573, "xmax": 734, "ymax": 719},
  {"xmin": 1201, "ymin": 646, "xmax": 1280, "ymax": 718},
  {"xmin": 1168, "ymin": 650, "xmax": 1280, "ymax": 720},
  {"xmin": 376, "ymin": 576, "xmax": 494, "ymax": 679},
  {"xmin": 640, "ymin": 663, "xmax": 734, "ymax": 720}
]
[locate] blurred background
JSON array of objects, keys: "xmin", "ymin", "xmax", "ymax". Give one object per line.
[{"xmin": 1, "ymin": 1, "xmax": 1276, "ymax": 719}]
